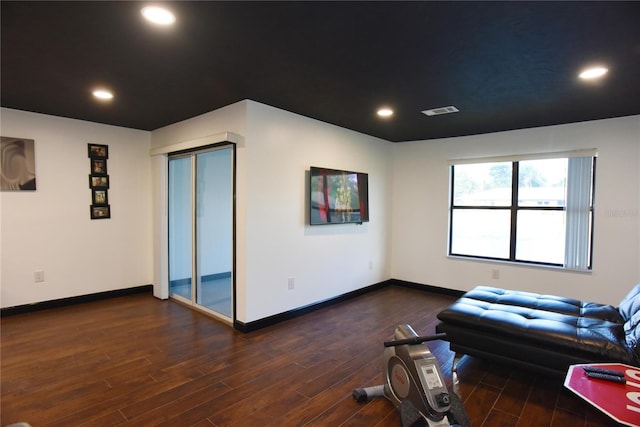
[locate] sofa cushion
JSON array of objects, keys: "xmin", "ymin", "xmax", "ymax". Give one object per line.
[
  {"xmin": 460, "ymin": 286, "xmax": 623, "ymax": 323},
  {"xmin": 618, "ymin": 283, "xmax": 640, "ymax": 322}
]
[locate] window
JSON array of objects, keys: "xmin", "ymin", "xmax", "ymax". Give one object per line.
[{"xmin": 449, "ymin": 153, "xmax": 596, "ymax": 270}]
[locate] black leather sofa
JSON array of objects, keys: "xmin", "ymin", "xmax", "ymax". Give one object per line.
[{"xmin": 436, "ymin": 284, "xmax": 640, "ymax": 376}]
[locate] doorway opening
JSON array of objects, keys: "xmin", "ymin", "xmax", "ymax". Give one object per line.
[{"xmin": 168, "ymin": 144, "xmax": 235, "ymax": 322}]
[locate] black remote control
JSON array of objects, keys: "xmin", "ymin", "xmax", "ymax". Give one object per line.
[
  {"xmin": 583, "ymin": 366, "xmax": 625, "ymax": 377},
  {"xmin": 585, "ymin": 371, "xmax": 626, "ymax": 384}
]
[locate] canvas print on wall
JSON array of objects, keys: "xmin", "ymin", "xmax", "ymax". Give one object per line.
[{"xmin": 1, "ymin": 136, "xmax": 36, "ymax": 191}]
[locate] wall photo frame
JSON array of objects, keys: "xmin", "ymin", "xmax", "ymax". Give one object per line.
[
  {"xmin": 91, "ymin": 158, "xmax": 107, "ymax": 174},
  {"xmin": 92, "ymin": 189, "xmax": 108, "ymax": 206},
  {"xmin": 90, "ymin": 205, "xmax": 111, "ymax": 219},
  {"xmin": 88, "ymin": 143, "xmax": 108, "ymax": 159},
  {"xmin": 89, "ymin": 175, "xmax": 109, "ymax": 189}
]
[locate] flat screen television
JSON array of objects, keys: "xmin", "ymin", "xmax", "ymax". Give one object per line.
[{"xmin": 309, "ymin": 166, "xmax": 369, "ymax": 225}]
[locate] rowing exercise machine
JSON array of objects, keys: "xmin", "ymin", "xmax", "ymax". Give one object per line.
[{"xmin": 353, "ymin": 324, "xmax": 470, "ymax": 427}]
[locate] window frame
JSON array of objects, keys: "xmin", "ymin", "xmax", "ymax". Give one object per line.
[{"xmin": 448, "ymin": 156, "xmax": 596, "ymax": 270}]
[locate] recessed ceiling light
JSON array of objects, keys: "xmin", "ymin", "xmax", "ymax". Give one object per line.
[
  {"xmin": 141, "ymin": 6, "xmax": 176, "ymax": 25},
  {"xmin": 377, "ymin": 108, "xmax": 394, "ymax": 118},
  {"xmin": 92, "ymin": 89, "xmax": 114, "ymax": 100},
  {"xmin": 579, "ymin": 66, "xmax": 608, "ymax": 80}
]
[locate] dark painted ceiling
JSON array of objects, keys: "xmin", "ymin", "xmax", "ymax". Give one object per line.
[{"xmin": 2, "ymin": 1, "xmax": 640, "ymax": 142}]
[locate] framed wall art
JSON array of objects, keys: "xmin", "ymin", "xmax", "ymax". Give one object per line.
[
  {"xmin": 89, "ymin": 175, "xmax": 109, "ymax": 189},
  {"xmin": 92, "ymin": 189, "xmax": 108, "ymax": 206},
  {"xmin": 90, "ymin": 205, "xmax": 111, "ymax": 219},
  {"xmin": 88, "ymin": 143, "xmax": 110, "ymax": 219},
  {"xmin": 1, "ymin": 136, "xmax": 37, "ymax": 191},
  {"xmin": 88, "ymin": 143, "xmax": 108, "ymax": 159},
  {"xmin": 91, "ymin": 158, "xmax": 107, "ymax": 174}
]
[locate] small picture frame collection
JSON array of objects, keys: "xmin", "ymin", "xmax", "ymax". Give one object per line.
[{"xmin": 88, "ymin": 143, "xmax": 110, "ymax": 219}]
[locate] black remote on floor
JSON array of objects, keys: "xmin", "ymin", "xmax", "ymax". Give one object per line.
[
  {"xmin": 585, "ymin": 371, "xmax": 626, "ymax": 384},
  {"xmin": 583, "ymin": 366, "xmax": 625, "ymax": 377}
]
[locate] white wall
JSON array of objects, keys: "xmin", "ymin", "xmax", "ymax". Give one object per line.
[
  {"xmin": 4, "ymin": 103, "xmax": 636, "ymax": 317},
  {"xmin": 150, "ymin": 100, "xmax": 393, "ymax": 323},
  {"xmin": 243, "ymin": 102, "xmax": 393, "ymax": 322},
  {"xmin": 391, "ymin": 115, "xmax": 640, "ymax": 305},
  {"xmin": 0, "ymin": 108, "xmax": 152, "ymax": 308}
]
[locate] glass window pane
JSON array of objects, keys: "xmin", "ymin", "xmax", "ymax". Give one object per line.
[
  {"xmin": 449, "ymin": 157, "xmax": 594, "ymax": 268},
  {"xmin": 168, "ymin": 157, "xmax": 192, "ymax": 300},
  {"xmin": 453, "ymin": 162, "xmax": 512, "ymax": 206},
  {"xmin": 195, "ymin": 148, "xmax": 233, "ymax": 318},
  {"xmin": 518, "ymin": 158, "xmax": 567, "ymax": 207},
  {"xmin": 451, "ymin": 209, "xmax": 511, "ymax": 258},
  {"xmin": 516, "ymin": 210, "xmax": 565, "ymax": 264}
]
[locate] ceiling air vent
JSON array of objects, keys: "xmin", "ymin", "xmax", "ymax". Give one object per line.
[{"xmin": 422, "ymin": 106, "xmax": 459, "ymax": 116}]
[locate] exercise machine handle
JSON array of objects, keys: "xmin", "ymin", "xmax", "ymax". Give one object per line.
[{"xmin": 383, "ymin": 333, "xmax": 448, "ymax": 347}]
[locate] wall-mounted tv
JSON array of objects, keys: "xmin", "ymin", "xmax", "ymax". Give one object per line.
[{"xmin": 309, "ymin": 166, "xmax": 369, "ymax": 225}]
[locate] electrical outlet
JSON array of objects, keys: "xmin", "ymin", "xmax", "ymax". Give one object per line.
[
  {"xmin": 491, "ymin": 269, "xmax": 500, "ymax": 280},
  {"xmin": 369, "ymin": 261, "xmax": 373, "ymax": 271},
  {"xmin": 288, "ymin": 278, "xmax": 295, "ymax": 290},
  {"xmin": 34, "ymin": 270, "xmax": 45, "ymax": 283}
]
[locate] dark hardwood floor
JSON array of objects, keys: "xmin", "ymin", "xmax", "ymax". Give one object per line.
[{"xmin": 1, "ymin": 286, "xmax": 623, "ymax": 427}]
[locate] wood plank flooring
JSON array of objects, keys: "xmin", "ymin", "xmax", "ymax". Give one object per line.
[{"xmin": 1, "ymin": 286, "xmax": 624, "ymax": 426}]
